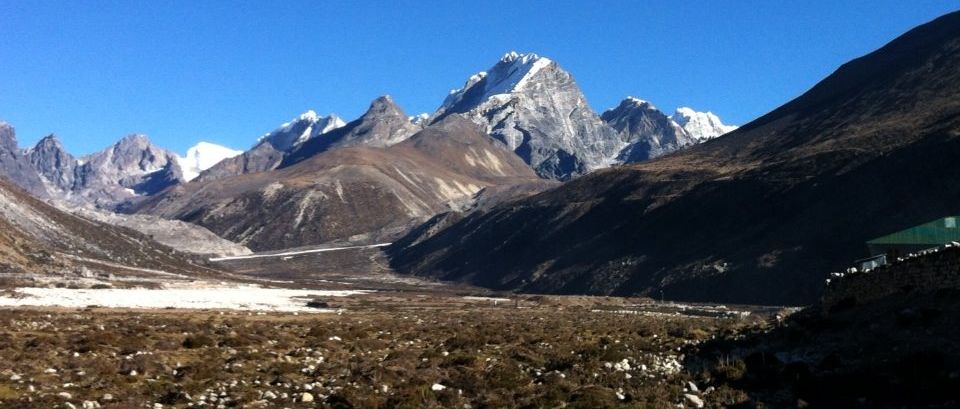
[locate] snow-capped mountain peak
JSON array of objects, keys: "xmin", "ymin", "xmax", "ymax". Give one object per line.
[
  {"xmin": 177, "ymin": 142, "xmax": 243, "ymax": 182},
  {"xmin": 297, "ymin": 110, "xmax": 320, "ymax": 123},
  {"xmin": 601, "ymin": 97, "xmax": 694, "ymax": 163},
  {"xmin": 432, "ymin": 51, "xmax": 621, "ymax": 179},
  {"xmin": 438, "ymin": 51, "xmax": 554, "ymax": 115},
  {"xmin": 257, "ymin": 111, "xmax": 345, "ymax": 152},
  {"xmin": 409, "ymin": 113, "xmax": 429, "ymax": 126},
  {"xmin": 625, "ymin": 96, "xmax": 657, "ymax": 110},
  {"xmin": 672, "ymin": 107, "xmax": 738, "ymax": 141}
]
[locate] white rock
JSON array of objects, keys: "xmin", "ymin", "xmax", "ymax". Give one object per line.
[
  {"xmin": 431, "ymin": 383, "xmax": 447, "ymax": 391},
  {"xmin": 687, "ymin": 381, "xmax": 699, "ymax": 393},
  {"xmin": 59, "ymin": 391, "xmax": 73, "ymax": 399},
  {"xmin": 301, "ymin": 392, "xmax": 314, "ymax": 402},
  {"xmin": 82, "ymin": 401, "xmax": 100, "ymax": 409},
  {"xmin": 9, "ymin": 374, "xmax": 21, "ymax": 381},
  {"xmin": 684, "ymin": 393, "xmax": 705, "ymax": 408},
  {"xmin": 102, "ymin": 393, "xmax": 114, "ymax": 401}
]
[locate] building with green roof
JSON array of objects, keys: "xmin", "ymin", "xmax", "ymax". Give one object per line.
[{"xmin": 867, "ymin": 216, "xmax": 960, "ymax": 258}]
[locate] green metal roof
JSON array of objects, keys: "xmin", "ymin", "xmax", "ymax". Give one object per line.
[{"xmin": 867, "ymin": 216, "xmax": 960, "ymax": 246}]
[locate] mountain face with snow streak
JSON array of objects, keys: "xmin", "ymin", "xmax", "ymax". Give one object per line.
[
  {"xmin": 258, "ymin": 111, "xmax": 345, "ymax": 152},
  {"xmin": 432, "ymin": 52, "xmax": 622, "ymax": 180},
  {"xmin": 281, "ymin": 96, "xmax": 421, "ymax": 168},
  {"xmin": 195, "ymin": 111, "xmax": 345, "ymax": 182},
  {"xmin": 601, "ymin": 97, "xmax": 696, "ymax": 162},
  {"xmin": 177, "ymin": 142, "xmax": 243, "ymax": 182},
  {"xmin": 672, "ymin": 107, "xmax": 738, "ymax": 141}
]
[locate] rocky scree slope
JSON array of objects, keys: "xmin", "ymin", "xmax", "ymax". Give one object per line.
[
  {"xmin": 67, "ymin": 205, "xmax": 252, "ymax": 257},
  {"xmin": 389, "ymin": 11, "xmax": 960, "ymax": 305}
]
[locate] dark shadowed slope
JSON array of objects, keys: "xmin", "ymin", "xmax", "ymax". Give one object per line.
[
  {"xmin": 0, "ymin": 177, "xmax": 224, "ymax": 280},
  {"xmin": 388, "ymin": 11, "xmax": 960, "ymax": 305},
  {"xmin": 134, "ymin": 116, "xmax": 544, "ymax": 251}
]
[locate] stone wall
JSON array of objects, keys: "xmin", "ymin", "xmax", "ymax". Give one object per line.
[{"xmin": 821, "ymin": 246, "xmax": 960, "ymax": 311}]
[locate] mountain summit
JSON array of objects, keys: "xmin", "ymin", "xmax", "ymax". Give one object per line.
[
  {"xmin": 432, "ymin": 51, "xmax": 622, "ymax": 180},
  {"xmin": 281, "ymin": 95, "xmax": 421, "ymax": 168},
  {"xmin": 601, "ymin": 97, "xmax": 695, "ymax": 162},
  {"xmin": 258, "ymin": 110, "xmax": 345, "ymax": 152},
  {"xmin": 672, "ymin": 107, "xmax": 738, "ymax": 141},
  {"xmin": 177, "ymin": 142, "xmax": 243, "ymax": 182},
  {"xmin": 0, "ymin": 122, "xmax": 48, "ymax": 198}
]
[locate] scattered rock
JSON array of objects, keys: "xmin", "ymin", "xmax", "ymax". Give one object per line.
[{"xmin": 684, "ymin": 393, "xmax": 704, "ymax": 408}]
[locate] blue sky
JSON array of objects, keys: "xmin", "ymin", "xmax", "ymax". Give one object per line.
[{"xmin": 1, "ymin": 1, "xmax": 957, "ymax": 155}]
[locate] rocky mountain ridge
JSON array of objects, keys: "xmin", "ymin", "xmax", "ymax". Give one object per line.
[
  {"xmin": 429, "ymin": 52, "xmax": 737, "ymax": 179},
  {"xmin": 601, "ymin": 97, "xmax": 697, "ymax": 162},
  {"xmin": 0, "ymin": 123, "xmax": 49, "ymax": 198},
  {"xmin": 0, "ymin": 176, "xmax": 226, "ymax": 282},
  {"xmin": 431, "ymin": 52, "xmax": 623, "ymax": 179}
]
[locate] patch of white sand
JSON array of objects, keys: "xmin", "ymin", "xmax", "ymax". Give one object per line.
[
  {"xmin": 462, "ymin": 296, "xmax": 512, "ymax": 303},
  {"xmin": 0, "ymin": 284, "xmax": 372, "ymax": 312}
]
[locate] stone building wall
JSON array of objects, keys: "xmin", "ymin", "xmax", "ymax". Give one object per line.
[{"xmin": 821, "ymin": 246, "xmax": 960, "ymax": 311}]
